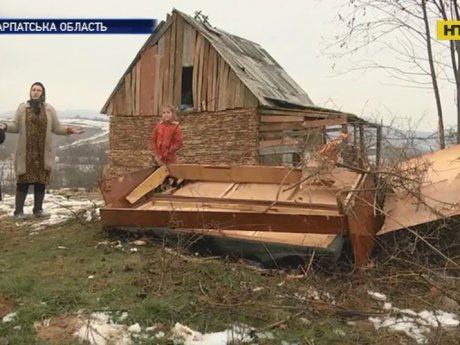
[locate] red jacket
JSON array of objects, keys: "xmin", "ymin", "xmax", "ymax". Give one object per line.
[{"xmin": 150, "ymin": 121, "xmax": 183, "ymax": 164}]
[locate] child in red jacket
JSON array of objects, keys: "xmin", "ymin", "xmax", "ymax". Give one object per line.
[{"xmin": 150, "ymin": 105, "xmax": 183, "ymax": 165}]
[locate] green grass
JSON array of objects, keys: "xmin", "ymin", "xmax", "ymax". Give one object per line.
[{"xmin": 0, "ymin": 218, "xmax": 458, "ymax": 345}]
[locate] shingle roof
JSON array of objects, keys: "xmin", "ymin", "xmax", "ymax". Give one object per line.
[{"xmin": 176, "ymin": 9, "xmax": 314, "ymax": 108}]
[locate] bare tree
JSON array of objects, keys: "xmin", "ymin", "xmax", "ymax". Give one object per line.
[
  {"xmin": 328, "ymin": 0, "xmax": 460, "ymax": 148},
  {"xmin": 434, "ymin": 0, "xmax": 460, "ymax": 143}
]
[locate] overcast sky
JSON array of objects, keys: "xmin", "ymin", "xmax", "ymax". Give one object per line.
[{"xmin": 0, "ymin": 0, "xmax": 454, "ymax": 131}]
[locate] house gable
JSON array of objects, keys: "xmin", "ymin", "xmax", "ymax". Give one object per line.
[{"xmin": 101, "ymin": 9, "xmax": 316, "ymax": 115}]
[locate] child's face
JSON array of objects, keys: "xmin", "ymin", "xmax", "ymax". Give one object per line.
[{"xmin": 162, "ymin": 108, "xmax": 173, "ymax": 121}]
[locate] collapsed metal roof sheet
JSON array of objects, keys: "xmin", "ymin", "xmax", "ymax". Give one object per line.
[{"xmin": 380, "ymin": 143, "xmax": 460, "ymax": 234}]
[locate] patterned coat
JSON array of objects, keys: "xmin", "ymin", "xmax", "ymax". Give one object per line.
[{"xmin": 5, "ymin": 102, "xmax": 70, "ymax": 177}]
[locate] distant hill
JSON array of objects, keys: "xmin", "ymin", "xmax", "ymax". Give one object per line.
[
  {"xmin": 0, "ymin": 109, "xmax": 106, "ymax": 120},
  {"xmin": 0, "ymin": 116, "xmax": 109, "ymax": 160}
]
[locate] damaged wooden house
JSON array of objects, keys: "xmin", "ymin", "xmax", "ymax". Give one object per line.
[
  {"xmin": 101, "ymin": 9, "xmax": 373, "ymax": 176},
  {"xmin": 99, "ymin": 9, "xmax": 385, "ymax": 267}
]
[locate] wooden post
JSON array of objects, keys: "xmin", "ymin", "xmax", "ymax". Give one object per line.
[
  {"xmin": 376, "ymin": 125, "xmax": 382, "ymax": 169},
  {"xmin": 359, "ymin": 123, "xmax": 365, "ymax": 168},
  {"xmin": 352, "ymin": 124, "xmax": 358, "ymax": 165}
]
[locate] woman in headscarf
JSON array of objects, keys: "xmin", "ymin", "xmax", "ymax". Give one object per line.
[{"xmin": 0, "ymin": 82, "xmax": 83, "ymax": 218}]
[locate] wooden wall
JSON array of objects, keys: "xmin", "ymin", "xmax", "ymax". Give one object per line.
[
  {"xmin": 105, "ymin": 12, "xmax": 259, "ymax": 116},
  {"xmin": 257, "ymin": 108, "xmax": 347, "ymax": 163}
]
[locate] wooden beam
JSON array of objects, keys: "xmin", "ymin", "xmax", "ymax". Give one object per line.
[
  {"xmin": 258, "ymin": 145, "xmax": 302, "ymax": 156},
  {"xmin": 126, "ymin": 166, "xmax": 169, "ymax": 204},
  {"xmin": 302, "ymin": 117, "xmax": 348, "ymax": 128},
  {"xmin": 260, "ymin": 115, "xmax": 305, "ymax": 123},
  {"xmin": 359, "ymin": 123, "xmax": 365, "ymax": 168},
  {"xmin": 258, "ymin": 108, "xmax": 343, "ymax": 118},
  {"xmin": 259, "ymin": 138, "xmax": 299, "ymax": 148},
  {"xmin": 260, "ymin": 122, "xmax": 305, "ymax": 132},
  {"xmin": 376, "ymin": 125, "xmax": 382, "ymax": 168},
  {"xmin": 173, "ymin": 15, "xmax": 184, "ymax": 105}
]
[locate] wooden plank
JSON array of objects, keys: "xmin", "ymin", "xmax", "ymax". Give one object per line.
[
  {"xmin": 218, "ymin": 183, "xmax": 237, "ymax": 197},
  {"xmin": 258, "ymin": 145, "xmax": 302, "ymax": 156},
  {"xmin": 259, "ymin": 131, "xmax": 311, "ymax": 140},
  {"xmin": 182, "ymin": 22, "xmax": 193, "ymax": 66},
  {"xmin": 232, "ymin": 72, "xmax": 239, "ymax": 108},
  {"xmin": 259, "ymin": 123, "xmax": 306, "ymax": 133},
  {"xmin": 376, "ymin": 125, "xmax": 382, "ymax": 168},
  {"xmin": 359, "ymin": 123, "xmax": 365, "ymax": 168},
  {"xmin": 302, "ymin": 117, "xmax": 348, "ymax": 128},
  {"xmin": 260, "ymin": 115, "xmax": 305, "ymax": 123},
  {"xmin": 135, "ymin": 61, "xmax": 141, "ymax": 115},
  {"xmin": 217, "ymin": 56, "xmax": 225, "ymax": 110},
  {"xmin": 207, "ymin": 46, "xmax": 214, "ymax": 111},
  {"xmin": 130, "ymin": 66, "xmax": 135, "ymax": 115},
  {"xmin": 200, "ymin": 40, "xmax": 208, "ymax": 111},
  {"xmin": 158, "ymin": 34, "xmax": 165, "ymax": 55},
  {"xmin": 174, "ymin": 15, "xmax": 184, "ymax": 106},
  {"xmin": 212, "ymin": 47, "xmax": 218, "ymax": 112},
  {"xmin": 157, "ymin": 55, "xmax": 164, "ymax": 114},
  {"xmin": 124, "ymin": 73, "xmax": 131, "ymax": 115},
  {"xmin": 125, "ymin": 166, "xmax": 169, "ymax": 204},
  {"xmin": 227, "ymin": 70, "xmax": 236, "ymax": 109},
  {"xmin": 235, "ymin": 79, "xmax": 243, "ymax": 108},
  {"xmin": 101, "ymin": 20, "xmax": 172, "ymax": 114},
  {"xmin": 258, "ymin": 108, "xmax": 344, "ymax": 118},
  {"xmin": 220, "ymin": 64, "xmax": 230, "ymax": 110},
  {"xmin": 244, "ymin": 86, "xmax": 258, "ymax": 108},
  {"xmin": 139, "ymin": 46, "xmax": 155, "ymax": 115},
  {"xmin": 112, "ymin": 91, "xmax": 118, "ymax": 115},
  {"xmin": 195, "ymin": 35, "xmax": 204, "ymax": 110},
  {"xmin": 190, "ymin": 28, "xmax": 197, "ymax": 67},
  {"xmin": 192, "ymin": 33, "xmax": 201, "ymax": 109},
  {"xmin": 162, "ymin": 26, "xmax": 171, "ymax": 105},
  {"xmin": 106, "ymin": 100, "xmax": 113, "ymax": 115},
  {"xmin": 151, "ymin": 53, "xmax": 158, "ymax": 116},
  {"xmin": 168, "ymin": 13, "xmax": 177, "ymax": 105}
]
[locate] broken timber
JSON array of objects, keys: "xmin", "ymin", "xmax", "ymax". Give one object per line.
[{"xmin": 126, "ymin": 166, "xmax": 169, "ymax": 204}]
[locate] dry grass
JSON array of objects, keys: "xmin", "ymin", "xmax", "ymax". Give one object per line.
[{"xmin": 0, "ymin": 213, "xmax": 458, "ymax": 345}]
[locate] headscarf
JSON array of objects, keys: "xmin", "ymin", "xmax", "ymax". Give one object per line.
[{"xmin": 28, "ymin": 82, "xmax": 46, "ymax": 115}]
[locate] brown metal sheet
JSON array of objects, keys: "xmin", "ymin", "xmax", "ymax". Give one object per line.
[
  {"xmin": 346, "ymin": 173, "xmax": 381, "ymax": 266},
  {"xmin": 380, "ymin": 143, "xmax": 460, "ymax": 234},
  {"xmin": 100, "ymin": 208, "xmax": 345, "ymax": 235},
  {"xmin": 167, "ymin": 164, "xmax": 302, "ymax": 184},
  {"xmin": 99, "ymin": 167, "xmax": 155, "ymax": 208}
]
